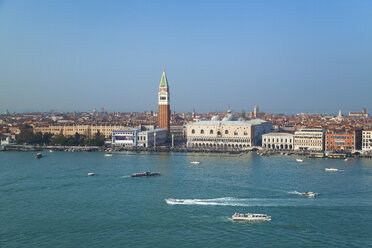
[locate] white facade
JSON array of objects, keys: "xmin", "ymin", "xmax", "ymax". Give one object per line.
[
  {"xmin": 294, "ymin": 129, "xmax": 324, "ymax": 151},
  {"xmin": 137, "ymin": 128, "xmax": 167, "ymax": 148},
  {"xmin": 112, "ymin": 127, "xmax": 166, "ymax": 147},
  {"xmin": 362, "ymin": 130, "xmax": 372, "ymax": 151},
  {"xmin": 186, "ymin": 116, "xmax": 272, "ymax": 150},
  {"xmin": 262, "ymin": 133, "xmax": 294, "ymax": 150},
  {"xmin": 112, "ymin": 129, "xmax": 138, "ymax": 146}
]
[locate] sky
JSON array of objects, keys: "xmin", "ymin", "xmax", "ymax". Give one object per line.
[{"xmin": 0, "ymin": 0, "xmax": 371, "ymax": 114}]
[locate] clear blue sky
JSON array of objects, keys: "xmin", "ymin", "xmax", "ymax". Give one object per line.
[{"xmin": 0, "ymin": 0, "xmax": 371, "ymax": 114}]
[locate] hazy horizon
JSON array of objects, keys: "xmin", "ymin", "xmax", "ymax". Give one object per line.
[{"xmin": 1, "ymin": 0, "xmax": 371, "ymax": 114}]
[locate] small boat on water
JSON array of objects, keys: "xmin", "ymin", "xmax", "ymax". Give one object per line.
[
  {"xmin": 301, "ymin": 192, "xmax": 317, "ymax": 197},
  {"xmin": 190, "ymin": 161, "xmax": 200, "ymax": 164},
  {"xmin": 232, "ymin": 213, "xmax": 271, "ymax": 221},
  {"xmin": 49, "ymin": 150, "xmax": 54, "ymax": 153},
  {"xmin": 325, "ymin": 168, "xmax": 338, "ymax": 171},
  {"xmin": 35, "ymin": 152, "xmax": 43, "ymax": 159},
  {"xmin": 104, "ymin": 153, "xmax": 113, "ymax": 157},
  {"xmin": 88, "ymin": 173, "xmax": 95, "ymax": 176},
  {"xmin": 345, "ymin": 158, "xmax": 349, "ymax": 161},
  {"xmin": 296, "ymin": 159, "xmax": 303, "ymax": 162},
  {"xmin": 131, "ymin": 172, "xmax": 160, "ymax": 177}
]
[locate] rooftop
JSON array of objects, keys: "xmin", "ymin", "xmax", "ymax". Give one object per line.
[{"xmin": 188, "ymin": 119, "xmax": 267, "ymax": 126}]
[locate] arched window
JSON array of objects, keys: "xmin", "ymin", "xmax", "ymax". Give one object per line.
[
  {"xmin": 217, "ymin": 131, "xmax": 221, "ymax": 135},
  {"xmin": 234, "ymin": 131, "xmax": 238, "ymax": 136},
  {"xmin": 201, "ymin": 129, "xmax": 204, "ymax": 134},
  {"xmin": 210, "ymin": 130, "xmax": 213, "ymax": 134},
  {"xmin": 192, "ymin": 129, "xmax": 195, "ymax": 134},
  {"xmin": 244, "ymin": 131, "xmax": 247, "ymax": 136},
  {"xmin": 225, "ymin": 130, "xmax": 229, "ymax": 134}
]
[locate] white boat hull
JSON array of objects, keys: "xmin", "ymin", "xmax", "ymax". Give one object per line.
[{"xmin": 232, "ymin": 216, "xmax": 271, "ymax": 221}]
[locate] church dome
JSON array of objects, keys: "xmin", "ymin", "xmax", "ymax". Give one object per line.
[
  {"xmin": 211, "ymin": 115, "xmax": 222, "ymax": 121},
  {"xmin": 222, "ymin": 116, "xmax": 232, "ymax": 121}
]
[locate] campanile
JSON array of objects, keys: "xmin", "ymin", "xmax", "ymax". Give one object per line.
[{"xmin": 158, "ymin": 67, "xmax": 170, "ymax": 136}]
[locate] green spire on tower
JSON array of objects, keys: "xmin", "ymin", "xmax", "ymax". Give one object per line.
[{"xmin": 159, "ymin": 67, "xmax": 168, "ymax": 88}]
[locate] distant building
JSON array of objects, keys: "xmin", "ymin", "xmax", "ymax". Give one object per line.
[
  {"xmin": 253, "ymin": 105, "xmax": 259, "ymax": 118},
  {"xmin": 186, "ymin": 110, "xmax": 272, "ymax": 150},
  {"xmin": 362, "ymin": 130, "xmax": 372, "ymax": 152},
  {"xmin": 158, "ymin": 67, "xmax": 170, "ymax": 136},
  {"xmin": 326, "ymin": 129, "xmax": 362, "ymax": 151},
  {"xmin": 262, "ymin": 133, "xmax": 294, "ymax": 150},
  {"xmin": 0, "ymin": 137, "xmax": 15, "ymax": 145},
  {"xmin": 349, "ymin": 108, "xmax": 369, "ymax": 117},
  {"xmin": 294, "ymin": 129, "xmax": 325, "ymax": 152}
]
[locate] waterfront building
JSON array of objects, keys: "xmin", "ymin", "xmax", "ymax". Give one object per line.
[
  {"xmin": 262, "ymin": 133, "xmax": 294, "ymax": 150},
  {"xmin": 112, "ymin": 126, "xmax": 166, "ymax": 148},
  {"xmin": 34, "ymin": 124, "xmax": 125, "ymax": 138},
  {"xmin": 362, "ymin": 130, "xmax": 372, "ymax": 151},
  {"xmin": 170, "ymin": 125, "xmax": 186, "ymax": 141},
  {"xmin": 294, "ymin": 129, "xmax": 324, "ymax": 152},
  {"xmin": 137, "ymin": 128, "xmax": 166, "ymax": 148},
  {"xmin": 325, "ymin": 129, "xmax": 362, "ymax": 151},
  {"xmin": 158, "ymin": 67, "xmax": 170, "ymax": 136},
  {"xmin": 111, "ymin": 128, "xmax": 139, "ymax": 146},
  {"xmin": 186, "ymin": 111, "xmax": 272, "ymax": 150}
]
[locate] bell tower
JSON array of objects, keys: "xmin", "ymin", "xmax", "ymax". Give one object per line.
[{"xmin": 158, "ymin": 67, "xmax": 170, "ymax": 136}]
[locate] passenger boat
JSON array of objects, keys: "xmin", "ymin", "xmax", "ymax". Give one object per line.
[
  {"xmin": 104, "ymin": 153, "xmax": 113, "ymax": 157},
  {"xmin": 190, "ymin": 161, "xmax": 200, "ymax": 164},
  {"xmin": 296, "ymin": 159, "xmax": 303, "ymax": 162},
  {"xmin": 88, "ymin": 173, "xmax": 95, "ymax": 176},
  {"xmin": 131, "ymin": 172, "xmax": 160, "ymax": 177},
  {"xmin": 301, "ymin": 192, "xmax": 317, "ymax": 197},
  {"xmin": 35, "ymin": 152, "xmax": 43, "ymax": 159},
  {"xmin": 232, "ymin": 213, "xmax": 271, "ymax": 221},
  {"xmin": 325, "ymin": 168, "xmax": 338, "ymax": 171}
]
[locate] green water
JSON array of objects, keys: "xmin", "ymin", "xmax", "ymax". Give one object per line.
[{"xmin": 1, "ymin": 152, "xmax": 372, "ymax": 247}]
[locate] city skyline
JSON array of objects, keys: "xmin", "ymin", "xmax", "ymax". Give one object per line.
[{"xmin": 1, "ymin": 0, "xmax": 371, "ymax": 114}]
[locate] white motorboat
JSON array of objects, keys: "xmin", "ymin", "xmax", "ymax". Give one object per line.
[
  {"xmin": 325, "ymin": 168, "xmax": 338, "ymax": 171},
  {"xmin": 104, "ymin": 153, "xmax": 113, "ymax": 157},
  {"xmin": 49, "ymin": 150, "xmax": 54, "ymax": 153},
  {"xmin": 35, "ymin": 152, "xmax": 43, "ymax": 159},
  {"xmin": 232, "ymin": 213, "xmax": 271, "ymax": 221},
  {"xmin": 190, "ymin": 161, "xmax": 200, "ymax": 164},
  {"xmin": 88, "ymin": 173, "xmax": 95, "ymax": 176},
  {"xmin": 301, "ymin": 192, "xmax": 317, "ymax": 197},
  {"xmin": 345, "ymin": 158, "xmax": 349, "ymax": 161},
  {"xmin": 296, "ymin": 159, "xmax": 303, "ymax": 162}
]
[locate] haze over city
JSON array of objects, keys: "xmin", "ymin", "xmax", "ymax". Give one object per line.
[{"xmin": 0, "ymin": 0, "xmax": 371, "ymax": 114}]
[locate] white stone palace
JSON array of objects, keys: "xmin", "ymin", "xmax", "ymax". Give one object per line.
[
  {"xmin": 262, "ymin": 133, "xmax": 294, "ymax": 150},
  {"xmin": 186, "ymin": 110, "xmax": 272, "ymax": 150}
]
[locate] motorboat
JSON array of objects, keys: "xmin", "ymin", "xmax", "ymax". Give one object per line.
[
  {"xmin": 88, "ymin": 173, "xmax": 95, "ymax": 176},
  {"xmin": 35, "ymin": 152, "xmax": 43, "ymax": 159},
  {"xmin": 190, "ymin": 161, "xmax": 200, "ymax": 164},
  {"xmin": 325, "ymin": 168, "xmax": 338, "ymax": 171},
  {"xmin": 49, "ymin": 150, "xmax": 54, "ymax": 153},
  {"xmin": 301, "ymin": 192, "xmax": 317, "ymax": 197},
  {"xmin": 131, "ymin": 172, "xmax": 160, "ymax": 177},
  {"xmin": 232, "ymin": 213, "xmax": 271, "ymax": 221},
  {"xmin": 296, "ymin": 159, "xmax": 303, "ymax": 162},
  {"xmin": 104, "ymin": 153, "xmax": 113, "ymax": 157},
  {"xmin": 345, "ymin": 158, "xmax": 349, "ymax": 161}
]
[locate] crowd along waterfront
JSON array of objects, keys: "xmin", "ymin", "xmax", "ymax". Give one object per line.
[{"xmin": 1, "ymin": 151, "xmax": 372, "ymax": 247}]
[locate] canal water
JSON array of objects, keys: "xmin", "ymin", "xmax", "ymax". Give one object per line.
[{"xmin": 1, "ymin": 152, "xmax": 372, "ymax": 247}]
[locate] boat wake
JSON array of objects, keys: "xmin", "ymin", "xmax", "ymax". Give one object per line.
[
  {"xmin": 287, "ymin": 191, "xmax": 303, "ymax": 195},
  {"xmin": 165, "ymin": 197, "xmax": 306, "ymax": 207}
]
